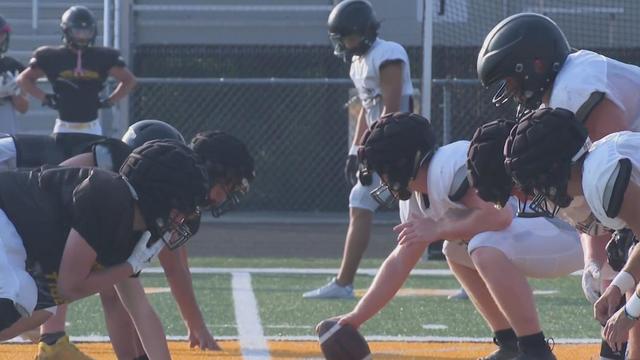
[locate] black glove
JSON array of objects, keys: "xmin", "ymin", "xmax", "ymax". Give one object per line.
[
  {"xmin": 344, "ymin": 154, "xmax": 358, "ymax": 187},
  {"xmin": 99, "ymin": 98, "xmax": 113, "ymax": 109},
  {"xmin": 606, "ymin": 228, "xmax": 637, "ymax": 272},
  {"xmin": 42, "ymin": 93, "xmax": 59, "ymax": 110}
]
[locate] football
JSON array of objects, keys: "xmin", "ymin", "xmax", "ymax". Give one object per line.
[{"xmin": 316, "ymin": 319, "xmax": 372, "ymax": 360}]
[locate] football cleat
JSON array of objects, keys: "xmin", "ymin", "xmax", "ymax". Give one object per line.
[
  {"xmin": 303, "ymin": 278, "xmax": 355, "ymax": 299},
  {"xmin": 36, "ymin": 335, "xmax": 94, "ymax": 360}
]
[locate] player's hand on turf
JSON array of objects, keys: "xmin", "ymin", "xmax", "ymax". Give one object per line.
[
  {"xmin": 188, "ymin": 325, "xmax": 221, "ymax": 351},
  {"xmin": 594, "ymin": 285, "xmax": 623, "ymax": 325},
  {"xmin": 394, "ymin": 216, "xmax": 439, "ymax": 246},
  {"xmin": 603, "ymin": 306, "xmax": 633, "ymax": 353},
  {"xmin": 582, "ymin": 260, "xmax": 602, "ymax": 304},
  {"xmin": 344, "ymin": 155, "xmax": 359, "ymax": 187},
  {"xmin": 127, "ymin": 231, "xmax": 164, "ymax": 274}
]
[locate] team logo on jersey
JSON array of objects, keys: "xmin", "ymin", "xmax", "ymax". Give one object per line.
[{"xmin": 59, "ymin": 69, "xmax": 100, "ymax": 81}]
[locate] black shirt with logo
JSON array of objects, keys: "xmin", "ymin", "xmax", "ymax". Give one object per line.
[{"xmin": 28, "ymin": 46, "xmax": 126, "ymax": 123}]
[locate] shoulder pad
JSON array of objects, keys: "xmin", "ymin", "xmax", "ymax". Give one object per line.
[
  {"xmin": 448, "ymin": 165, "xmax": 470, "ymax": 202},
  {"xmin": 603, "ymin": 158, "xmax": 631, "ymax": 218}
]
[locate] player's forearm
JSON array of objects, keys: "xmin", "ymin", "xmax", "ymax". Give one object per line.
[
  {"xmin": 435, "ymin": 207, "xmax": 512, "ymax": 241},
  {"xmin": 580, "ymin": 233, "xmax": 608, "ymax": 264},
  {"xmin": 115, "ymin": 279, "xmax": 171, "ymax": 360},
  {"xmin": 17, "ymin": 77, "xmax": 46, "ymax": 102},
  {"xmin": 353, "ymin": 242, "xmax": 427, "ymax": 323},
  {"xmin": 353, "ymin": 108, "xmax": 367, "ymax": 146},
  {"xmin": 166, "ymin": 262, "xmax": 206, "ymax": 329},
  {"xmin": 107, "ymin": 76, "xmax": 137, "ymax": 104},
  {"xmin": 10, "ymin": 94, "xmax": 28, "ymax": 113}
]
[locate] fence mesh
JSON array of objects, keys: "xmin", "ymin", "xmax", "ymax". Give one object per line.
[{"xmin": 131, "ymin": 0, "xmax": 640, "ymax": 211}]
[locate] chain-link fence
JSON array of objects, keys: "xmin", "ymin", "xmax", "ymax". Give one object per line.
[{"xmin": 131, "ymin": 1, "xmax": 640, "ymax": 211}]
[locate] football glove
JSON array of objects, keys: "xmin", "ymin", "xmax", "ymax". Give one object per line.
[{"xmin": 127, "ymin": 231, "xmax": 164, "ymax": 274}]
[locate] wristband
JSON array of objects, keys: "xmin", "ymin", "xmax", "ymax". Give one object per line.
[
  {"xmin": 625, "ymin": 292, "xmax": 640, "ymax": 320},
  {"xmin": 611, "ymin": 271, "xmax": 636, "ymax": 294},
  {"xmin": 349, "ymin": 144, "xmax": 359, "ymax": 156}
]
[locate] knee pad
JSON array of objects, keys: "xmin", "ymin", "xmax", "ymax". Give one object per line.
[{"xmin": 0, "ymin": 298, "xmax": 22, "ymax": 331}]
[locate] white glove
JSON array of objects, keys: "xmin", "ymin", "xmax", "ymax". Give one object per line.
[
  {"xmin": 127, "ymin": 231, "xmax": 164, "ymax": 274},
  {"xmin": 0, "ymin": 71, "xmax": 19, "ymax": 98},
  {"xmin": 582, "ymin": 260, "xmax": 602, "ymax": 304}
]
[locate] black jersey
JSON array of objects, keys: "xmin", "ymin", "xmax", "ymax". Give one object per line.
[
  {"xmin": 28, "ymin": 45, "xmax": 125, "ymax": 123},
  {"xmin": 0, "ymin": 166, "xmax": 138, "ymax": 307}
]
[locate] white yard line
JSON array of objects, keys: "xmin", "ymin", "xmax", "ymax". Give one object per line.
[
  {"xmin": 145, "ymin": 267, "xmax": 582, "ymax": 277},
  {"xmin": 232, "ymin": 272, "xmax": 271, "ymax": 360}
]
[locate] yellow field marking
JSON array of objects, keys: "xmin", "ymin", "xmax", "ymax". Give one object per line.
[{"xmin": 0, "ymin": 341, "xmax": 600, "ymax": 359}]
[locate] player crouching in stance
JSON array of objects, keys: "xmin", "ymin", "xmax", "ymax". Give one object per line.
[
  {"xmin": 325, "ymin": 112, "xmax": 581, "ymax": 360},
  {"xmin": 0, "ymin": 140, "xmax": 209, "ymax": 359},
  {"xmin": 503, "ymin": 107, "xmax": 640, "ymax": 357}
]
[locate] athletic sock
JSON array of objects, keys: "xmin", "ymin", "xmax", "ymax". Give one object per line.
[
  {"xmin": 518, "ymin": 331, "xmax": 551, "ymax": 356},
  {"xmin": 133, "ymin": 354, "xmax": 149, "ymax": 360},
  {"xmin": 494, "ymin": 328, "xmax": 518, "ymax": 350},
  {"xmin": 39, "ymin": 331, "xmax": 66, "ymax": 346}
]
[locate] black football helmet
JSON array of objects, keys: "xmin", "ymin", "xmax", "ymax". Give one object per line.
[
  {"xmin": 504, "ymin": 107, "xmax": 590, "ymax": 217},
  {"xmin": 467, "ymin": 119, "xmax": 517, "ymax": 208},
  {"xmin": 359, "ymin": 112, "xmax": 437, "ymax": 203},
  {"xmin": 121, "ymin": 120, "xmax": 185, "ymax": 149},
  {"xmin": 328, "ymin": 0, "xmax": 379, "ymax": 62},
  {"xmin": 120, "ymin": 140, "xmax": 210, "ymax": 250},
  {"xmin": 477, "ymin": 13, "xmax": 571, "ymax": 119},
  {"xmin": 0, "ymin": 16, "xmax": 11, "ymax": 54},
  {"xmin": 190, "ymin": 131, "xmax": 255, "ymax": 217},
  {"xmin": 60, "ymin": 6, "xmax": 97, "ymax": 49}
]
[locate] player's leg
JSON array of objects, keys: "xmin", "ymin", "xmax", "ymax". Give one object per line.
[
  {"xmin": 303, "ymin": 176, "xmax": 379, "ymax": 299},
  {"xmin": 100, "ymin": 286, "xmax": 146, "ymax": 359},
  {"xmin": 444, "ymin": 241, "xmax": 518, "ymax": 359},
  {"xmin": 469, "ymin": 216, "xmax": 582, "ymax": 359}
]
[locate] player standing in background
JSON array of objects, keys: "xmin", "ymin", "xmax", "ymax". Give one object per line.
[
  {"xmin": 477, "ymin": 12, "xmax": 640, "ymax": 359},
  {"xmin": 303, "ymin": 0, "xmax": 414, "ymax": 299},
  {"xmin": 17, "ymin": 5, "xmax": 136, "ymax": 154},
  {"xmin": 0, "ymin": 15, "xmax": 28, "ymax": 134}
]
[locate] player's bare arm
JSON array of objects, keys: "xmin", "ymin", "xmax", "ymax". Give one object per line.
[
  {"xmin": 379, "ymin": 60, "xmax": 404, "ymax": 114},
  {"xmin": 114, "ymin": 278, "xmax": 171, "ymax": 360},
  {"xmin": 16, "ymin": 66, "xmax": 47, "ymax": 102},
  {"xmin": 583, "ymin": 98, "xmax": 629, "ymax": 141},
  {"xmin": 104, "ymin": 66, "xmax": 137, "ymax": 105},
  {"xmin": 158, "ymin": 246, "xmax": 221, "ymax": 350},
  {"xmin": 57, "ymin": 229, "xmax": 134, "ymax": 302}
]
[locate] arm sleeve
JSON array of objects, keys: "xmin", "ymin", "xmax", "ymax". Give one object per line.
[
  {"xmin": 373, "ymin": 42, "xmax": 409, "ymax": 73},
  {"xmin": 28, "ymin": 46, "xmax": 49, "ymax": 70}
]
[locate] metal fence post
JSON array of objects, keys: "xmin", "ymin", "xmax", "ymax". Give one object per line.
[
  {"xmin": 32, "ymin": 0, "xmax": 38, "ymax": 33},
  {"xmin": 442, "ymin": 80, "xmax": 451, "ymax": 145}
]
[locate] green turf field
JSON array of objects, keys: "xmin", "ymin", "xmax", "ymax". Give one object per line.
[{"xmin": 64, "ymin": 257, "xmax": 600, "ymax": 341}]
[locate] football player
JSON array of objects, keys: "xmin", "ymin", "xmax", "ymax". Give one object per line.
[
  {"xmin": 17, "ymin": 5, "xmax": 136, "ymax": 152},
  {"xmin": 331, "ymin": 112, "xmax": 581, "ymax": 360},
  {"xmin": 303, "ymin": 0, "xmax": 415, "ymax": 299},
  {"xmin": 0, "ymin": 140, "xmax": 208, "ymax": 360},
  {"xmin": 0, "ymin": 15, "xmax": 28, "ymax": 133},
  {"xmin": 503, "ymin": 107, "xmax": 640, "ymax": 356},
  {"xmin": 36, "ymin": 121, "xmax": 254, "ymax": 359},
  {"xmin": 477, "ymin": 13, "xmax": 640, "ymax": 359}
]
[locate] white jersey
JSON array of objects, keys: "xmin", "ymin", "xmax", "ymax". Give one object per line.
[
  {"xmin": 399, "ymin": 141, "xmax": 469, "ymax": 223},
  {"xmin": 582, "ymin": 131, "xmax": 640, "ymax": 230},
  {"xmin": 350, "ymin": 38, "xmax": 414, "ymax": 127},
  {"xmin": 549, "ymin": 50, "xmax": 640, "ymax": 131}
]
